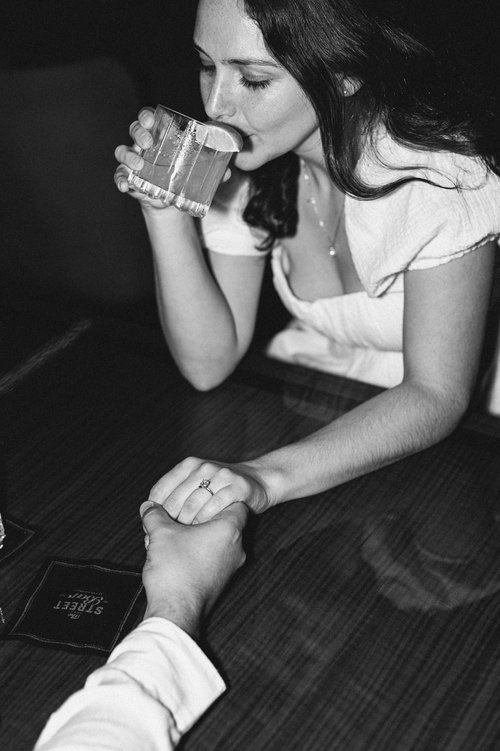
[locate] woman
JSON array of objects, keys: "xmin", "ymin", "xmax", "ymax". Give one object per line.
[{"xmin": 114, "ymin": 0, "xmax": 500, "ymax": 531}]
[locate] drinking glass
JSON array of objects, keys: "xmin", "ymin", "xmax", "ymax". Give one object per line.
[{"xmin": 128, "ymin": 105, "xmax": 242, "ymax": 218}]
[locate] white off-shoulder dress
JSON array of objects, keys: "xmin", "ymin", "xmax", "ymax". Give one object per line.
[{"xmin": 200, "ymin": 130, "xmax": 500, "ymax": 388}]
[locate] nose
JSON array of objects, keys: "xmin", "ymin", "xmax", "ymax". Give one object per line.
[{"xmin": 203, "ymin": 74, "xmax": 236, "ymax": 122}]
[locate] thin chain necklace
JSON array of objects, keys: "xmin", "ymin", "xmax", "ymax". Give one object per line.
[{"xmin": 301, "ymin": 158, "xmax": 343, "ymax": 258}]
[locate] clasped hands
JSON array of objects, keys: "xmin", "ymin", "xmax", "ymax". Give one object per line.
[
  {"xmin": 149, "ymin": 456, "xmax": 272, "ymax": 525},
  {"xmin": 139, "ymin": 460, "xmax": 271, "ymax": 636}
]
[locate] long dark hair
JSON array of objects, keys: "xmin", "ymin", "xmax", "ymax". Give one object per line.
[{"xmin": 240, "ymin": 0, "xmax": 500, "ymax": 249}]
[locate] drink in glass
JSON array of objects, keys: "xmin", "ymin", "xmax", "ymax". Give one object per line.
[{"xmin": 128, "ymin": 105, "xmax": 242, "ymax": 218}]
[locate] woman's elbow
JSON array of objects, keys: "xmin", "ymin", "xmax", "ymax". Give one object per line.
[
  {"xmin": 416, "ymin": 381, "xmax": 471, "ymax": 444},
  {"xmin": 436, "ymin": 396, "xmax": 469, "ymax": 439},
  {"xmin": 398, "ymin": 375, "xmax": 469, "ymax": 453},
  {"xmin": 179, "ymin": 361, "xmax": 236, "ymax": 392}
]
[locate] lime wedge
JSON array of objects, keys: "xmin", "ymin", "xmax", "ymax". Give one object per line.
[{"xmin": 196, "ymin": 122, "xmax": 243, "ymax": 152}]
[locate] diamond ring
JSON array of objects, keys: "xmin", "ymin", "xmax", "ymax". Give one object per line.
[{"xmin": 198, "ymin": 478, "xmax": 214, "ymax": 496}]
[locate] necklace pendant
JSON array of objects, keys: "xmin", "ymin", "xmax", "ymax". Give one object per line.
[{"xmin": 301, "ymin": 158, "xmax": 342, "ymax": 261}]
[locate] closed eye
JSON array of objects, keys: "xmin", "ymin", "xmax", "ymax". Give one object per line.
[
  {"xmin": 197, "ymin": 62, "xmax": 270, "ymax": 91},
  {"xmin": 240, "ymin": 76, "xmax": 271, "ymax": 90}
]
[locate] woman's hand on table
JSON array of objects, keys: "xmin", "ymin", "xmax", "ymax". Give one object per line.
[{"xmin": 149, "ymin": 457, "xmax": 272, "ymax": 524}]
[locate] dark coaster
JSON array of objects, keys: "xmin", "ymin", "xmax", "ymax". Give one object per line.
[
  {"xmin": 0, "ymin": 518, "xmax": 36, "ymax": 564},
  {"xmin": 6, "ymin": 558, "xmax": 144, "ymax": 654}
]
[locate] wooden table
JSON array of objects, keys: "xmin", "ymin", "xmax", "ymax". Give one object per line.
[{"xmin": 2, "ymin": 294, "xmax": 500, "ymax": 750}]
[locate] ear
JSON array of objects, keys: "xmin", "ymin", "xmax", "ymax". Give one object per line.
[{"xmin": 341, "ymin": 76, "xmax": 362, "ymax": 97}]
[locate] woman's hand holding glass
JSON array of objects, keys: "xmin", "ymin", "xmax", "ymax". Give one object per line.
[
  {"xmin": 113, "ymin": 108, "xmax": 162, "ymax": 207},
  {"xmin": 114, "ymin": 107, "xmax": 232, "ymax": 211},
  {"xmin": 149, "ymin": 457, "xmax": 272, "ymax": 525},
  {"xmin": 114, "ymin": 108, "xmax": 171, "ymax": 210}
]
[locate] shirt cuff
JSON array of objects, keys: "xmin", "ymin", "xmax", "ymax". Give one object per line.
[{"xmin": 90, "ymin": 617, "xmax": 226, "ymax": 735}]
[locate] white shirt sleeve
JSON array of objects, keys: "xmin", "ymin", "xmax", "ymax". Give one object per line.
[
  {"xmin": 33, "ymin": 618, "xmax": 226, "ymax": 751},
  {"xmin": 199, "ymin": 171, "xmax": 269, "ymax": 257},
  {"xmin": 348, "ymin": 129, "xmax": 500, "ymax": 297}
]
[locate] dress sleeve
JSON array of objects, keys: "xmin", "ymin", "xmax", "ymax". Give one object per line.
[
  {"xmin": 33, "ymin": 618, "xmax": 225, "ymax": 751},
  {"xmin": 198, "ymin": 172, "xmax": 269, "ymax": 257},
  {"xmin": 348, "ymin": 136, "xmax": 500, "ymax": 297}
]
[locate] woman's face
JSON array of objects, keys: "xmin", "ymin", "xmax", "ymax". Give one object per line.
[{"xmin": 194, "ymin": 0, "xmax": 321, "ymax": 170}]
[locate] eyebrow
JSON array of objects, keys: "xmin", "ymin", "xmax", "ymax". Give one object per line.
[{"xmin": 193, "ymin": 42, "xmax": 280, "ymax": 68}]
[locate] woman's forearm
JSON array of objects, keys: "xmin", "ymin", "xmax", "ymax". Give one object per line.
[
  {"xmin": 251, "ymin": 379, "xmax": 468, "ymax": 505},
  {"xmin": 143, "ymin": 208, "xmax": 244, "ymax": 389}
]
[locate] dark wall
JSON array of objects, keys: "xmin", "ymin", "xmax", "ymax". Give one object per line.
[
  {"xmin": 3, "ymin": 0, "xmax": 202, "ymax": 113},
  {"xmin": 1, "ymin": 1, "xmax": 203, "ymax": 309}
]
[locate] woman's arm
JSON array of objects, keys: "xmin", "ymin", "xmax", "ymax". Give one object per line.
[
  {"xmin": 149, "ymin": 241, "xmax": 495, "ymax": 521},
  {"xmin": 114, "ymin": 109, "xmax": 266, "ymax": 390},
  {"xmin": 145, "ymin": 207, "xmax": 266, "ymax": 390}
]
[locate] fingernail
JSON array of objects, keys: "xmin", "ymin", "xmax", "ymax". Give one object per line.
[{"xmin": 139, "ymin": 501, "xmax": 157, "ymax": 519}]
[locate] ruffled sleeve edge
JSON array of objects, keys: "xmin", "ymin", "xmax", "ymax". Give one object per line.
[{"xmin": 198, "ymin": 173, "xmax": 269, "ymax": 257}]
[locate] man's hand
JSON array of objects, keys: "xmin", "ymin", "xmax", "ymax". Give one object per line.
[{"xmin": 139, "ymin": 502, "xmax": 248, "ymax": 638}]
